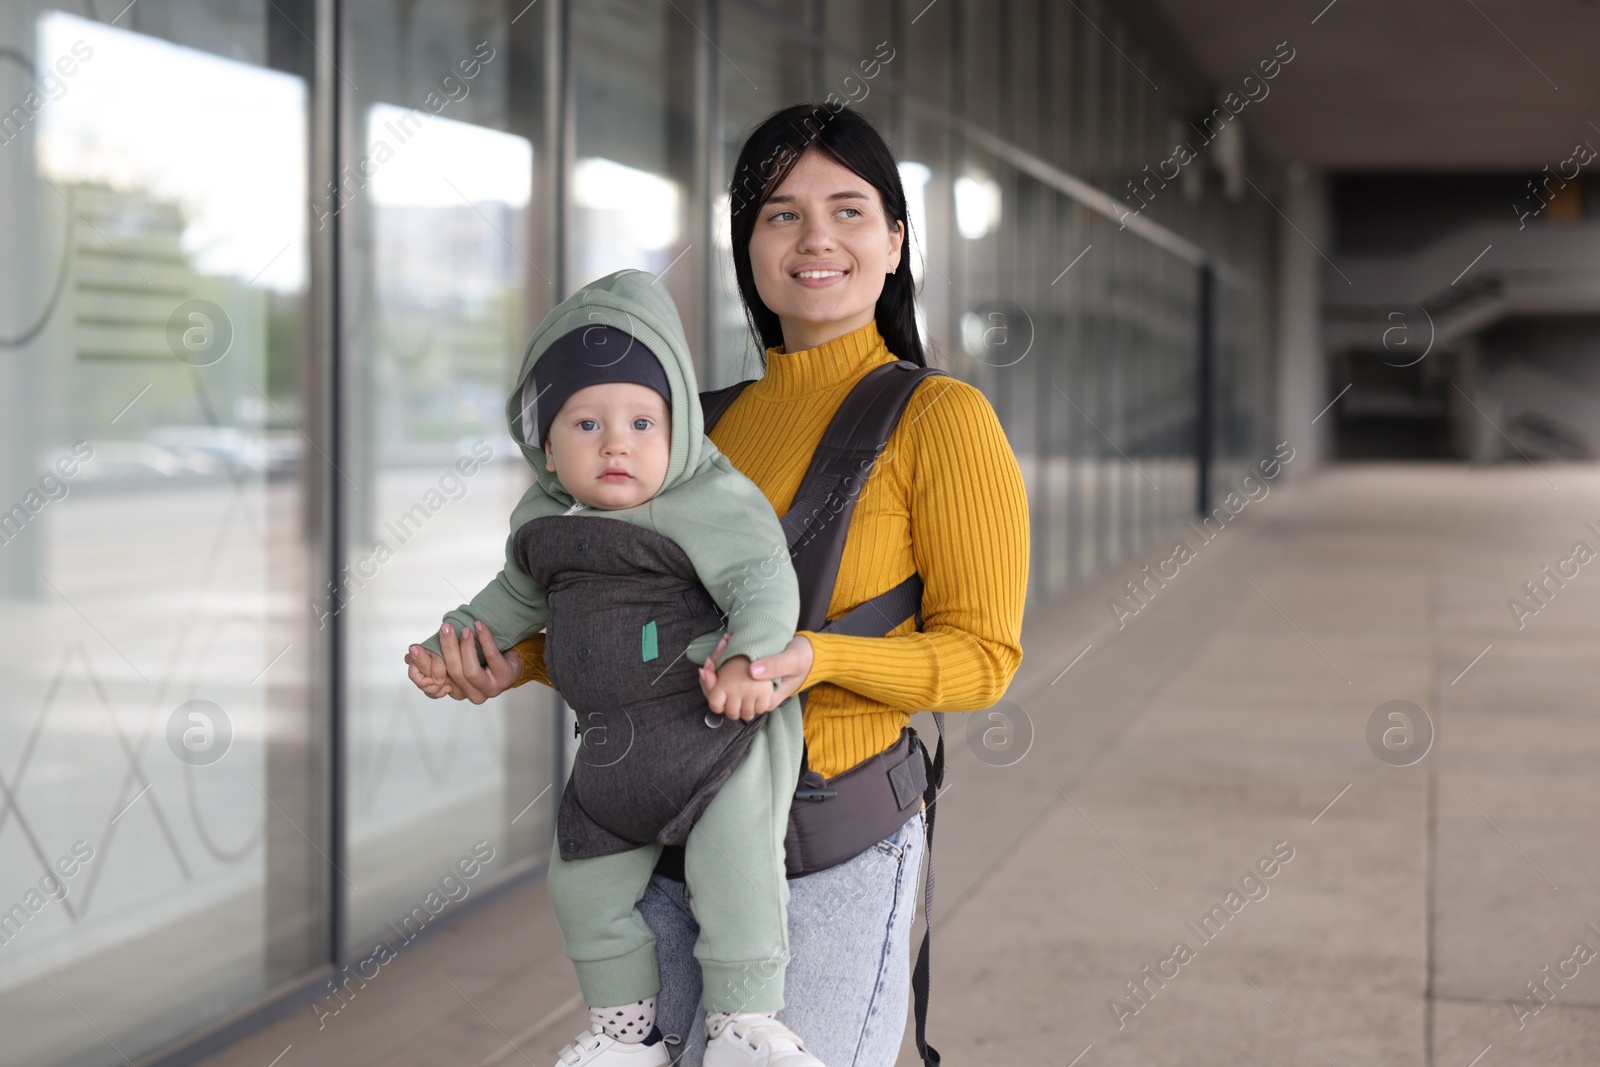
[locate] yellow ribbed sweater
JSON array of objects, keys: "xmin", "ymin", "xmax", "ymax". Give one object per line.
[{"xmin": 510, "ymin": 319, "xmax": 1029, "ymax": 778}]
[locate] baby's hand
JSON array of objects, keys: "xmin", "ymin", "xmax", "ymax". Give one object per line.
[
  {"xmin": 406, "ymin": 643, "xmax": 455, "ymax": 698},
  {"xmin": 706, "ymin": 653, "xmax": 781, "ymax": 722}
]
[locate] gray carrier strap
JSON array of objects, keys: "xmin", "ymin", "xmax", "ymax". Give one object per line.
[
  {"xmin": 701, "ymin": 362, "xmax": 938, "ymax": 634},
  {"xmin": 819, "ymin": 571, "xmax": 923, "ymax": 637}
]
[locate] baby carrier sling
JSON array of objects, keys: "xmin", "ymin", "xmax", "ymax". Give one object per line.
[{"xmin": 666, "ymin": 357, "xmax": 950, "ymax": 1067}]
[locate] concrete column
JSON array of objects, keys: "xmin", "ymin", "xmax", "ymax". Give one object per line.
[{"xmin": 1274, "ymin": 164, "xmax": 1329, "ymax": 477}]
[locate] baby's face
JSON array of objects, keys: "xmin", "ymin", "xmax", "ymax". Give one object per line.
[{"xmin": 543, "ymin": 382, "xmax": 671, "ymax": 510}]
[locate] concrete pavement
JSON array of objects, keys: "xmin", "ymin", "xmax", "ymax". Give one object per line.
[{"xmin": 194, "ymin": 464, "xmax": 1600, "ymax": 1067}]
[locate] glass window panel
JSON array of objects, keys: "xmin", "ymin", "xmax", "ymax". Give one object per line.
[
  {"xmin": 1088, "ymin": 215, "xmax": 1113, "ymax": 572},
  {"xmin": 570, "ymin": 0, "xmax": 701, "ymax": 349},
  {"xmin": 0, "ymin": 3, "xmax": 323, "ymax": 1062},
  {"xmin": 820, "ymin": 55, "xmax": 893, "ymax": 133},
  {"xmin": 1045, "ymin": 0, "xmax": 1076, "ymax": 174},
  {"xmin": 750, "ymin": 0, "xmax": 813, "ymax": 26},
  {"xmin": 950, "ymin": 142, "xmax": 1003, "ymax": 398},
  {"xmin": 959, "ymin": 0, "xmax": 1001, "ymax": 132},
  {"xmin": 903, "ymin": 109, "xmax": 953, "ymax": 367},
  {"xmin": 340, "ymin": 0, "xmax": 553, "ymax": 954},
  {"xmin": 1006, "ymin": 0, "xmax": 1041, "ymax": 154},
  {"xmin": 1125, "ymin": 237, "xmax": 1147, "ymax": 552},
  {"xmin": 822, "ymin": 0, "xmax": 891, "ymax": 57},
  {"xmin": 1108, "ymin": 231, "xmax": 1130, "ymax": 561},
  {"xmin": 1054, "ymin": 197, "xmax": 1089, "ymax": 591},
  {"xmin": 1073, "ymin": 2, "xmax": 1105, "ymax": 188},
  {"xmin": 715, "ymin": 3, "xmax": 813, "ymax": 383},
  {"xmin": 903, "ymin": 0, "xmax": 954, "ymax": 108},
  {"xmin": 1008, "ymin": 174, "xmax": 1047, "ymax": 603}
]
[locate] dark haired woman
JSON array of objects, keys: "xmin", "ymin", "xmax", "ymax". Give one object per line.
[{"xmin": 416, "ymin": 104, "xmax": 1029, "ymax": 1064}]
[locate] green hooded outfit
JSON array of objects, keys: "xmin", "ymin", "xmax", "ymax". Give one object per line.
[{"xmin": 418, "ymin": 268, "xmax": 801, "ymax": 1013}]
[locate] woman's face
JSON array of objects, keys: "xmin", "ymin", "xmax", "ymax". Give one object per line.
[{"xmin": 747, "ymin": 148, "xmax": 904, "ymax": 353}]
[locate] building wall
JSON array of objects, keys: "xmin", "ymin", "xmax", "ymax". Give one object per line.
[{"xmin": 0, "ymin": 1, "xmax": 1274, "ymax": 1063}]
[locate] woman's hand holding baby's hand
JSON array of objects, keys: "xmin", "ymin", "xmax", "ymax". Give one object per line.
[
  {"xmin": 697, "ymin": 632, "xmax": 813, "ymax": 719},
  {"xmin": 406, "ymin": 621, "xmax": 521, "ymax": 704},
  {"xmin": 699, "ymin": 642, "xmax": 777, "ymax": 722}
]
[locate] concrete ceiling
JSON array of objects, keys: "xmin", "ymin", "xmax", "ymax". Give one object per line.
[{"xmin": 1147, "ymin": 0, "xmax": 1600, "ymax": 170}]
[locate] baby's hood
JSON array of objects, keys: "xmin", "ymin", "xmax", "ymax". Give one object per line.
[{"xmin": 506, "ymin": 269, "xmax": 704, "ymax": 508}]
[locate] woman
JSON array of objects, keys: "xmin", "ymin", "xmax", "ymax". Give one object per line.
[{"xmin": 414, "ymin": 103, "xmax": 1029, "ymax": 1065}]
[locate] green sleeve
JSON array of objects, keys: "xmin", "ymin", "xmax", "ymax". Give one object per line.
[
  {"xmin": 655, "ymin": 456, "xmax": 800, "ymax": 670},
  {"xmin": 418, "ymin": 481, "xmax": 555, "ymax": 658}
]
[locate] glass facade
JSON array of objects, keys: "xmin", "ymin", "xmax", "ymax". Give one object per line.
[
  {"xmin": 0, "ymin": 1, "xmax": 1273, "ymax": 1064},
  {"xmin": 1, "ymin": 3, "xmax": 326, "ymax": 1064}
]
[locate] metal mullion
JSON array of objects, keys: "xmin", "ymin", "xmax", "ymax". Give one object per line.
[
  {"xmin": 315, "ymin": 0, "xmax": 347, "ymax": 969},
  {"xmin": 554, "ymin": 0, "xmax": 575, "ymax": 301},
  {"xmin": 704, "ymin": 0, "xmax": 723, "ymax": 386}
]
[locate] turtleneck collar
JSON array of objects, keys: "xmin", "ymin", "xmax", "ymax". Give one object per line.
[{"xmin": 752, "ymin": 318, "xmax": 899, "ymax": 399}]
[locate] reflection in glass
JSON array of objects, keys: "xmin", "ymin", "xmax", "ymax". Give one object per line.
[
  {"xmin": 0, "ymin": 6, "xmax": 320, "ymax": 1064},
  {"xmin": 570, "ymin": 0, "xmax": 700, "ymax": 365},
  {"xmin": 341, "ymin": 1, "xmax": 553, "ymax": 953},
  {"xmin": 572, "ymin": 156, "xmax": 682, "ymax": 281}
]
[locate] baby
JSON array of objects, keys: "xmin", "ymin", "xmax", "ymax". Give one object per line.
[{"xmin": 406, "ymin": 269, "xmax": 824, "ymax": 1067}]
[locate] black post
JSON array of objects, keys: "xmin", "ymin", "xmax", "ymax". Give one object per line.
[{"xmin": 1196, "ymin": 262, "xmax": 1215, "ymax": 516}]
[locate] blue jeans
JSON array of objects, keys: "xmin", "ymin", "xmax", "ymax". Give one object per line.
[{"xmin": 638, "ymin": 809, "xmax": 926, "ymax": 1067}]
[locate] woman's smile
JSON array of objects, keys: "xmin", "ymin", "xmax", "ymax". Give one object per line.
[{"xmin": 791, "ymin": 262, "xmax": 851, "ymax": 288}]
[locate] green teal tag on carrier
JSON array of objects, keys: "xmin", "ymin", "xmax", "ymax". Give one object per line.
[{"xmin": 641, "ymin": 619, "xmax": 658, "ymax": 661}]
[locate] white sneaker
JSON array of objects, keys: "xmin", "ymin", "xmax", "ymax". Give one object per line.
[
  {"xmin": 703, "ymin": 1014, "xmax": 826, "ymax": 1067},
  {"xmin": 554, "ymin": 1023, "xmax": 670, "ymax": 1066}
]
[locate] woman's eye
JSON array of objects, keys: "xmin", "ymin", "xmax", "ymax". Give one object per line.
[
  {"xmin": 838, "ymin": 207, "xmax": 862, "ymax": 218},
  {"xmin": 768, "ymin": 210, "xmax": 796, "ymax": 222}
]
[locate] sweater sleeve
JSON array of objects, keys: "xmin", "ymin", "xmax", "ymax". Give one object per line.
[
  {"xmin": 510, "ymin": 633, "xmax": 552, "ymax": 688},
  {"xmin": 798, "ymin": 377, "xmax": 1029, "ymax": 712}
]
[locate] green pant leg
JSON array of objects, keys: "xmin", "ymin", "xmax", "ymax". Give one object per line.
[
  {"xmin": 684, "ymin": 695, "xmax": 803, "ymax": 1014},
  {"xmin": 545, "ymin": 832, "xmax": 665, "ymax": 1007}
]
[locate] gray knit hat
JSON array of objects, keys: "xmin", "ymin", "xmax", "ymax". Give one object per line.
[{"xmin": 529, "ymin": 325, "xmax": 672, "ymax": 448}]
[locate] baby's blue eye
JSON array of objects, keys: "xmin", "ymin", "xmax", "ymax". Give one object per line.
[
  {"xmin": 577, "ymin": 419, "xmax": 597, "ymax": 431},
  {"xmin": 633, "ymin": 418, "xmax": 653, "ymax": 431}
]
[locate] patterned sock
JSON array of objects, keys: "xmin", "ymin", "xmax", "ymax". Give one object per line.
[
  {"xmin": 706, "ymin": 1009, "xmax": 775, "ymax": 1037},
  {"xmin": 589, "ymin": 996, "xmax": 657, "ymax": 1044}
]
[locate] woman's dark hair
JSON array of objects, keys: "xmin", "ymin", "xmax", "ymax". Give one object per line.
[{"xmin": 728, "ymin": 103, "xmax": 927, "ymax": 368}]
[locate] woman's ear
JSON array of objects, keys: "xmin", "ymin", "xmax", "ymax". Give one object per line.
[{"xmin": 886, "ymin": 219, "xmax": 905, "ymax": 274}]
